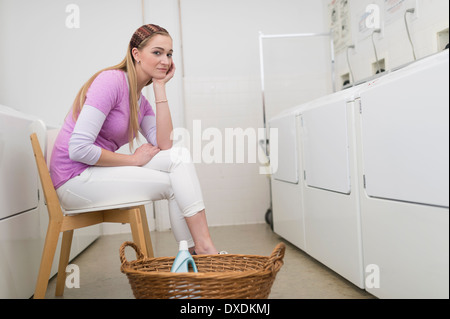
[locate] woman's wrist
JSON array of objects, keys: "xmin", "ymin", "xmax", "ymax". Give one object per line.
[
  {"xmin": 152, "ymin": 81, "xmax": 166, "ymax": 90},
  {"xmin": 130, "ymin": 152, "xmax": 140, "ymax": 166},
  {"xmin": 153, "ymin": 82, "xmax": 168, "ymax": 103}
]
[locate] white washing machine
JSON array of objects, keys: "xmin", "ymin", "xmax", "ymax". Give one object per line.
[
  {"xmin": 355, "ymin": 50, "xmax": 449, "ymax": 298},
  {"xmin": 269, "ymin": 85, "xmax": 365, "ymax": 288},
  {"xmin": 269, "ymin": 50, "xmax": 449, "ymax": 297},
  {"xmin": 269, "ymin": 106, "xmax": 306, "ymax": 251},
  {"xmin": 0, "ymin": 105, "xmax": 101, "ymax": 298},
  {"xmin": 0, "ymin": 105, "xmax": 42, "ymax": 298},
  {"xmin": 298, "ymin": 86, "xmax": 365, "ymax": 288}
]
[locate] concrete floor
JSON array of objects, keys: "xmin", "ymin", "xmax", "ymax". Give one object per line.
[{"xmin": 44, "ymin": 223, "xmax": 375, "ymax": 299}]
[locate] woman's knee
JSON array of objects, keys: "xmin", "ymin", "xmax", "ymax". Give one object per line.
[{"xmin": 167, "ymin": 146, "xmax": 193, "ymax": 172}]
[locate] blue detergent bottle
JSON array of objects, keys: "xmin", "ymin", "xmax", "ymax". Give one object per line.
[{"xmin": 170, "ymin": 240, "xmax": 198, "ymax": 273}]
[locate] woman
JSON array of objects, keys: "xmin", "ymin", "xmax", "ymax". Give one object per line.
[{"xmin": 50, "ymin": 24, "xmax": 218, "ymax": 255}]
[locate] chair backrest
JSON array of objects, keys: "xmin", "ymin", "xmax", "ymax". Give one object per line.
[
  {"xmin": 30, "ymin": 132, "xmax": 64, "ymax": 222},
  {"xmin": 45, "ymin": 129, "xmax": 60, "ymax": 170}
]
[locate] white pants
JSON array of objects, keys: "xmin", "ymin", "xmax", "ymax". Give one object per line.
[{"xmin": 56, "ymin": 147, "xmax": 204, "ymax": 247}]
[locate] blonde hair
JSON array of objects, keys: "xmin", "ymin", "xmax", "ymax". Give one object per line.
[{"xmin": 71, "ymin": 25, "xmax": 170, "ymax": 150}]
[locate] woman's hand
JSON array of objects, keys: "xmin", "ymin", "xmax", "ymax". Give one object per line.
[
  {"xmin": 133, "ymin": 143, "xmax": 160, "ymax": 166},
  {"xmin": 153, "ymin": 62, "xmax": 176, "ymax": 87}
]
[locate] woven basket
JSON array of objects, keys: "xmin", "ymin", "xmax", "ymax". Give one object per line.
[{"xmin": 120, "ymin": 241, "xmax": 286, "ymax": 299}]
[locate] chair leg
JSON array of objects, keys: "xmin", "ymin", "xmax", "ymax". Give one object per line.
[
  {"xmin": 129, "ymin": 207, "xmax": 151, "ymax": 258},
  {"xmin": 33, "ymin": 222, "xmax": 61, "ymax": 299},
  {"xmin": 139, "ymin": 205, "xmax": 154, "ymax": 258},
  {"xmin": 55, "ymin": 230, "xmax": 74, "ymax": 296}
]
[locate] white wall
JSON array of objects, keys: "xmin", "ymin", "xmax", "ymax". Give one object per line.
[
  {"xmin": 0, "ymin": 0, "xmax": 141, "ymax": 126},
  {"xmin": 0, "ymin": 0, "xmax": 186, "ymax": 128},
  {"xmin": 325, "ymin": 0, "xmax": 449, "ymax": 89},
  {"xmin": 142, "ymin": 0, "xmax": 185, "ymax": 129},
  {"xmin": 180, "ymin": 0, "xmax": 329, "ymax": 226}
]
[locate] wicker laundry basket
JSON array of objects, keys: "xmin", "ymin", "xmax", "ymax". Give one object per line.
[{"xmin": 120, "ymin": 241, "xmax": 286, "ymax": 299}]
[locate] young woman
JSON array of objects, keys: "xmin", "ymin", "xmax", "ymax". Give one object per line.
[{"xmin": 50, "ymin": 24, "xmax": 218, "ymax": 255}]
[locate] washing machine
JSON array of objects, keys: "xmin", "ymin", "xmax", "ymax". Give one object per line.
[
  {"xmin": 269, "ymin": 84, "xmax": 365, "ymax": 288},
  {"xmin": 355, "ymin": 50, "xmax": 449, "ymax": 298},
  {"xmin": 297, "ymin": 86, "xmax": 365, "ymax": 288},
  {"xmin": 0, "ymin": 105, "xmax": 42, "ymax": 298},
  {"xmin": 0, "ymin": 105, "xmax": 101, "ymax": 298},
  {"xmin": 269, "ymin": 106, "xmax": 306, "ymax": 251}
]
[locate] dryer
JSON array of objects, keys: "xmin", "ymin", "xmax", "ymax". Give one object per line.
[
  {"xmin": 298, "ymin": 86, "xmax": 365, "ymax": 288},
  {"xmin": 355, "ymin": 50, "xmax": 449, "ymax": 298}
]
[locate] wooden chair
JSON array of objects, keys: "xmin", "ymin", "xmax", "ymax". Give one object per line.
[{"xmin": 30, "ymin": 129, "xmax": 154, "ymax": 299}]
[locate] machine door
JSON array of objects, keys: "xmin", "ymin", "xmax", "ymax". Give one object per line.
[
  {"xmin": 301, "ymin": 100, "xmax": 351, "ymax": 194},
  {"xmin": 359, "ymin": 52, "xmax": 449, "ymax": 207},
  {"xmin": 269, "ymin": 114, "xmax": 299, "ymax": 184}
]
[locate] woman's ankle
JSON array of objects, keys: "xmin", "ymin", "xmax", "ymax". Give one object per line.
[{"xmin": 193, "ymin": 242, "xmax": 218, "ymax": 255}]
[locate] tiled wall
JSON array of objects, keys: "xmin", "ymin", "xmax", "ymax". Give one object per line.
[
  {"xmin": 183, "ymin": 76, "xmax": 271, "ymax": 226},
  {"xmin": 180, "ymin": 0, "xmax": 329, "ymax": 226}
]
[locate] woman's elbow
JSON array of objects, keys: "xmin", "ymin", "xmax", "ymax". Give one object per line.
[
  {"xmin": 158, "ymin": 140, "xmax": 173, "ymax": 150},
  {"xmin": 68, "ymin": 144, "xmax": 81, "ymax": 162},
  {"xmin": 68, "ymin": 143, "xmax": 101, "ymax": 165}
]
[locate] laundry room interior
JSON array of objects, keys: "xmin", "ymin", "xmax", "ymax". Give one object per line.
[{"xmin": 0, "ymin": 0, "xmax": 448, "ymax": 300}]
